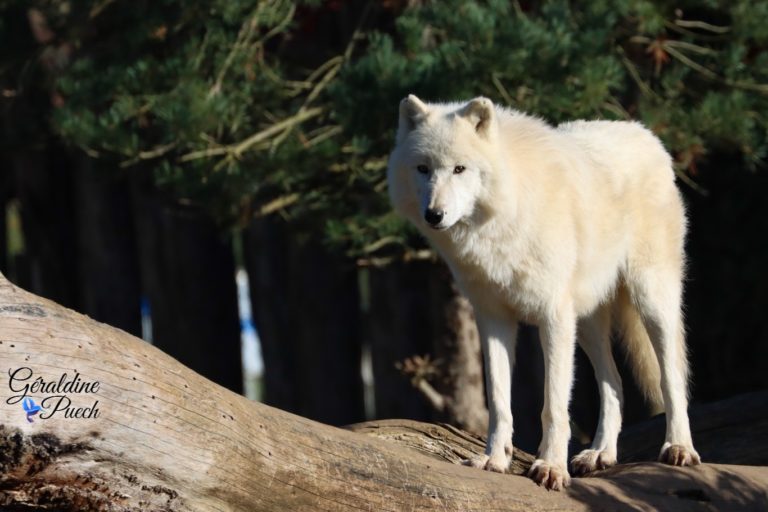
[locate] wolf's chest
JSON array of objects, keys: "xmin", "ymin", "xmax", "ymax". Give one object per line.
[{"xmin": 441, "ymin": 234, "xmax": 555, "ymax": 320}]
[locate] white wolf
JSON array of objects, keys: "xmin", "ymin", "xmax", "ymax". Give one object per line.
[{"xmin": 387, "ymin": 95, "xmax": 700, "ymax": 490}]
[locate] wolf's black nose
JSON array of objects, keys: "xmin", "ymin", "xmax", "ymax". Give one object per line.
[{"xmin": 424, "ymin": 208, "xmax": 445, "ymax": 226}]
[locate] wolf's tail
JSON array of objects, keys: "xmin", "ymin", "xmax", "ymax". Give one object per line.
[{"xmin": 614, "ymin": 286, "xmax": 664, "ymax": 414}]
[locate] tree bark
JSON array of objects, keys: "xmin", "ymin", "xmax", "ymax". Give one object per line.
[
  {"xmin": 366, "ymin": 261, "xmax": 488, "ymax": 434},
  {"xmin": 365, "ymin": 261, "xmax": 434, "ymax": 422},
  {"xmin": 131, "ymin": 175, "xmax": 242, "ymax": 394},
  {"xmin": 12, "ymin": 147, "xmax": 79, "ymax": 309},
  {"xmin": 616, "ymin": 389, "xmax": 768, "ymax": 466},
  {"xmin": 1, "ymin": 274, "xmax": 767, "ymax": 511},
  {"xmin": 73, "ymin": 156, "xmax": 141, "ymax": 338},
  {"xmin": 426, "ymin": 265, "xmax": 487, "ymax": 435},
  {"xmin": 243, "ymin": 217, "xmax": 364, "ymax": 425},
  {"xmin": 0, "ymin": 164, "xmax": 7, "ymax": 276}
]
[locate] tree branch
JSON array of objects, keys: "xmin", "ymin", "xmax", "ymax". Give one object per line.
[{"xmin": 178, "ymin": 106, "xmax": 324, "ymax": 163}]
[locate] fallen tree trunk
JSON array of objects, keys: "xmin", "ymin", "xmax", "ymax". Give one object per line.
[
  {"xmin": 617, "ymin": 389, "xmax": 768, "ymax": 466},
  {"xmin": 0, "ymin": 273, "xmax": 767, "ymax": 511}
]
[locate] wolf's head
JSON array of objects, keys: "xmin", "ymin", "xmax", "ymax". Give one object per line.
[{"xmin": 387, "ymin": 95, "xmax": 502, "ymax": 233}]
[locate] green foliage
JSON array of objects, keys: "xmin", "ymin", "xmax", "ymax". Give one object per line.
[
  {"xmin": 46, "ymin": 0, "xmax": 306, "ymax": 220},
  {"xmin": 2, "ymin": 0, "xmax": 767, "ymax": 258},
  {"xmin": 331, "ymin": 0, "xmax": 768, "ymax": 254}
]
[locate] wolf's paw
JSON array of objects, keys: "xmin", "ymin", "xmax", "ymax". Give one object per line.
[
  {"xmin": 528, "ymin": 459, "xmax": 571, "ymax": 491},
  {"xmin": 461, "ymin": 452, "xmax": 509, "ymax": 473},
  {"xmin": 659, "ymin": 443, "xmax": 701, "ymax": 467},
  {"xmin": 461, "ymin": 453, "xmax": 489, "ymax": 469},
  {"xmin": 570, "ymin": 449, "xmax": 617, "ymax": 476}
]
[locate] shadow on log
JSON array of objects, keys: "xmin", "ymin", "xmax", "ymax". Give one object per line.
[
  {"xmin": 0, "ymin": 273, "xmax": 767, "ymax": 511},
  {"xmin": 617, "ymin": 390, "xmax": 768, "ymax": 466}
]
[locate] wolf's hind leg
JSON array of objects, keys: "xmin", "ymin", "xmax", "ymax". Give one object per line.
[
  {"xmin": 628, "ymin": 266, "xmax": 700, "ymax": 467},
  {"xmin": 571, "ymin": 305, "xmax": 623, "ymax": 476},
  {"xmin": 462, "ymin": 314, "xmax": 517, "ymax": 473}
]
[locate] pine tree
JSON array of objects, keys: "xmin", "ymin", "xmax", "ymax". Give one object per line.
[{"xmin": 3, "ymin": 1, "xmax": 765, "ymax": 259}]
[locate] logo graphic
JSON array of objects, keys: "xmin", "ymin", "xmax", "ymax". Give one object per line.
[
  {"xmin": 22, "ymin": 397, "xmax": 41, "ymax": 423},
  {"xmin": 7, "ymin": 367, "xmax": 101, "ymax": 422}
]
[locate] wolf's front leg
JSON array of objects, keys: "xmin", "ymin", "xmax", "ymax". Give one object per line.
[
  {"xmin": 529, "ymin": 302, "xmax": 577, "ymax": 491},
  {"xmin": 462, "ymin": 314, "xmax": 517, "ymax": 473}
]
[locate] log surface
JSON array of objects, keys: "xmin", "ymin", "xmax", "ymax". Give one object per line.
[{"xmin": 0, "ymin": 273, "xmax": 767, "ymax": 511}]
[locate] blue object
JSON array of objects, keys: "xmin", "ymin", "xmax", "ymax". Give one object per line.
[{"xmin": 22, "ymin": 398, "xmax": 41, "ymax": 423}]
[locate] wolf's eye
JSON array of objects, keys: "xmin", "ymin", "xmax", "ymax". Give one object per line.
[
  {"xmin": 454, "ymin": 165, "xmax": 466, "ymax": 174},
  {"xmin": 417, "ymin": 165, "xmax": 429, "ymax": 174}
]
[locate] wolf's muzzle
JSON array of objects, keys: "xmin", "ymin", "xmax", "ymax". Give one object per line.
[{"xmin": 424, "ymin": 208, "xmax": 445, "ymax": 227}]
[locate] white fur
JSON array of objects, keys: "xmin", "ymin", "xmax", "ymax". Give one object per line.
[{"xmin": 388, "ymin": 95, "xmax": 700, "ymax": 490}]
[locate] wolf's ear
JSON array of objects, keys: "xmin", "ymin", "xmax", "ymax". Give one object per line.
[
  {"xmin": 460, "ymin": 97, "xmax": 495, "ymax": 138},
  {"xmin": 397, "ymin": 94, "xmax": 430, "ymax": 141}
]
